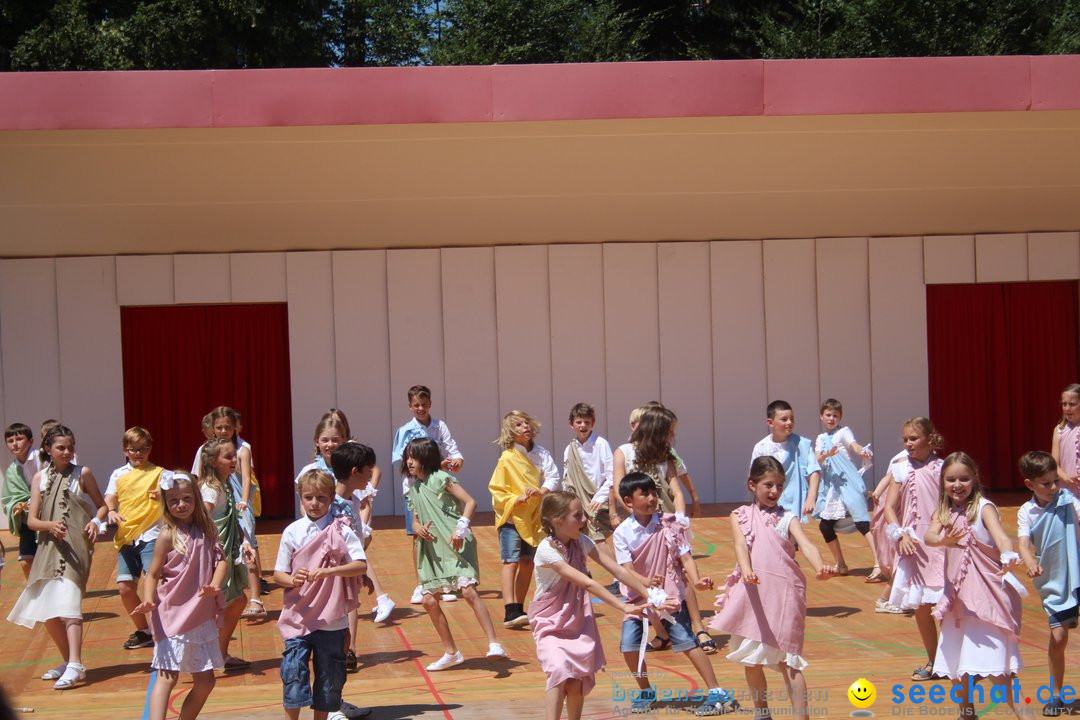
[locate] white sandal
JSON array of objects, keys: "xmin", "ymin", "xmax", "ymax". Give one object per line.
[
  {"xmin": 54, "ymin": 663, "xmax": 85, "ymax": 689},
  {"xmin": 41, "ymin": 663, "xmax": 67, "ymax": 681}
]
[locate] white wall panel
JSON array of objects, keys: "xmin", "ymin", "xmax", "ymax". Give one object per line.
[
  {"xmin": 386, "ymin": 249, "xmax": 444, "ymax": 510},
  {"xmin": 1029, "ymin": 232, "xmax": 1080, "ymax": 281},
  {"xmin": 231, "ymin": 252, "xmax": 287, "ymax": 302},
  {"xmin": 116, "ymin": 255, "xmax": 174, "ymax": 306},
  {"xmin": 603, "ymin": 244, "xmax": 660, "ymax": 445},
  {"xmin": 56, "ymin": 257, "xmax": 123, "ymax": 491},
  {"xmin": 0, "ymin": 259, "xmax": 61, "ymax": 428},
  {"xmin": 924, "ymin": 235, "xmax": 975, "ymax": 285},
  {"xmin": 332, "ymin": 250, "xmax": 394, "ymax": 515},
  {"xmin": 549, "ymin": 245, "xmax": 607, "ymax": 443},
  {"xmin": 762, "ymin": 239, "xmax": 820, "ymax": 432},
  {"xmin": 0, "ymin": 302, "xmax": 4, "ymax": 528},
  {"xmin": 442, "ymin": 247, "xmax": 500, "ymax": 510},
  {"xmin": 976, "ymin": 233, "xmax": 1028, "ymax": 283},
  {"xmin": 868, "ymin": 237, "xmax": 928, "ymax": 466},
  {"xmin": 711, "ymin": 241, "xmax": 767, "ymax": 501},
  {"xmin": 286, "ymin": 252, "xmax": 336, "ymax": 486},
  {"xmin": 495, "ymin": 246, "xmax": 554, "ymax": 442},
  {"xmin": 657, "ymin": 242, "xmax": 715, "ymax": 502},
  {"xmin": 816, "ymin": 237, "xmax": 874, "ymax": 452},
  {"xmin": 174, "ymin": 254, "xmax": 231, "ymax": 304}
]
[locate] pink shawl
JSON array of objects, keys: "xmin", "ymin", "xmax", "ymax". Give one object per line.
[
  {"xmin": 1059, "ymin": 423, "xmax": 1080, "ymax": 480},
  {"xmin": 151, "ymin": 525, "xmax": 225, "ymax": 640},
  {"xmin": 709, "ymin": 504, "xmax": 806, "ymax": 656},
  {"xmin": 277, "ymin": 517, "xmax": 361, "ymax": 640},
  {"xmin": 528, "ymin": 537, "xmax": 605, "ymax": 694},
  {"xmin": 932, "ymin": 505, "xmax": 1022, "ymax": 638},
  {"xmin": 895, "ymin": 457, "xmax": 945, "ymax": 591},
  {"xmin": 620, "ymin": 514, "xmax": 687, "ymax": 620}
]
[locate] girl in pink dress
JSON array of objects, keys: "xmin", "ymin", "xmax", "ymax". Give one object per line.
[
  {"xmin": 710, "ymin": 457, "xmax": 835, "ymax": 720},
  {"xmin": 532, "ymin": 492, "xmax": 661, "ymax": 720},
  {"xmin": 1051, "ymin": 383, "xmax": 1080, "ymax": 493},
  {"xmin": 925, "ymin": 452, "xmax": 1025, "ymax": 718},
  {"xmin": 133, "ymin": 471, "xmax": 226, "ymax": 720},
  {"xmin": 882, "ymin": 417, "xmax": 946, "ymax": 681}
]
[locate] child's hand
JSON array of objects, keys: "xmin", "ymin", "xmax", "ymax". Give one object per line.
[
  {"xmin": 198, "ymin": 585, "xmax": 221, "ymax": 598},
  {"xmin": 609, "ymin": 509, "xmax": 622, "ymax": 528},
  {"xmin": 242, "ymin": 544, "xmax": 257, "ymax": 564},
  {"xmin": 50, "ymin": 519, "xmax": 67, "ymax": 540},
  {"xmin": 307, "ymin": 567, "xmax": 328, "ymax": 582},
  {"xmin": 449, "ymin": 534, "xmax": 464, "ymax": 552},
  {"xmin": 130, "ymin": 601, "xmax": 155, "ymax": 615},
  {"xmin": 515, "ymin": 493, "xmax": 529, "ymax": 505},
  {"xmin": 690, "ymin": 499, "xmax": 702, "ymax": 518},
  {"xmin": 648, "ymin": 575, "xmax": 664, "ymax": 588},
  {"xmin": 525, "ymin": 487, "xmax": 541, "ymax": 498},
  {"xmin": 801, "ymin": 498, "xmax": 815, "ymax": 517},
  {"xmin": 622, "ymin": 601, "xmax": 649, "ymax": 618},
  {"xmin": 291, "ymin": 568, "xmax": 309, "ymax": 586},
  {"xmin": 107, "ymin": 509, "xmax": 125, "ymax": 525},
  {"xmin": 361, "ymin": 574, "xmax": 374, "ymax": 594},
  {"xmin": 897, "ymin": 535, "xmax": 917, "ymax": 556},
  {"xmin": 817, "ymin": 565, "xmax": 836, "ymax": 580},
  {"xmin": 415, "ymin": 521, "xmax": 436, "ymax": 542},
  {"xmin": 1026, "ymin": 561, "xmax": 1044, "ymax": 578},
  {"xmin": 941, "ymin": 524, "xmax": 966, "ymax": 547},
  {"xmin": 84, "ymin": 519, "xmax": 102, "ymax": 542},
  {"xmin": 587, "ymin": 501, "xmax": 603, "ymax": 514},
  {"xmin": 824, "ymin": 446, "xmax": 840, "ymax": 459},
  {"xmin": 148, "ymin": 489, "xmax": 160, "ymax": 502},
  {"xmin": 236, "ymin": 501, "xmax": 248, "ymax": 512},
  {"xmin": 12, "ymin": 501, "xmax": 28, "ymax": 515},
  {"xmin": 741, "ymin": 570, "xmax": 759, "ymax": 584},
  {"xmin": 695, "ymin": 577, "xmax": 714, "ymax": 591}
]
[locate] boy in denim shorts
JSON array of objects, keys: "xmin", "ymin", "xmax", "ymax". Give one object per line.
[{"xmin": 612, "ymin": 472, "xmax": 739, "ymax": 715}]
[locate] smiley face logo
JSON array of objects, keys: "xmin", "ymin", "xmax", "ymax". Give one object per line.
[{"xmin": 848, "ymin": 678, "xmax": 876, "ymax": 713}]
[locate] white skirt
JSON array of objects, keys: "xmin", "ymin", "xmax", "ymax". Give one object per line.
[
  {"xmin": 152, "ymin": 618, "xmax": 224, "ymax": 674},
  {"xmin": 932, "ymin": 616, "xmax": 1021, "ymax": 679},
  {"xmin": 888, "ymin": 557, "xmax": 943, "ymax": 609},
  {"xmin": 7, "ymin": 577, "xmax": 82, "ymax": 627},
  {"xmin": 725, "ymin": 635, "xmax": 808, "ymax": 672}
]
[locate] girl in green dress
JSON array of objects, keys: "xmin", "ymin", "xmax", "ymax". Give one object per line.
[{"xmin": 404, "ymin": 438, "xmax": 507, "ymax": 671}]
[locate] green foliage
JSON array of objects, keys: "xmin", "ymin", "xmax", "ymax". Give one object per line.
[{"xmin": 3, "ymin": 0, "xmax": 1080, "ymax": 70}]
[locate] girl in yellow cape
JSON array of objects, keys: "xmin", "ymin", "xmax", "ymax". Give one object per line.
[{"xmin": 489, "ymin": 410, "xmax": 560, "ymax": 629}]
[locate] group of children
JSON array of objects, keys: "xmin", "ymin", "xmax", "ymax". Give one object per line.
[{"xmin": 6, "ymin": 383, "xmax": 1080, "ymax": 720}]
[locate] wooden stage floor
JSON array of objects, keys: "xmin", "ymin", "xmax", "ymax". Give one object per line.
[{"xmin": 2, "ymin": 493, "xmax": 1076, "ymax": 718}]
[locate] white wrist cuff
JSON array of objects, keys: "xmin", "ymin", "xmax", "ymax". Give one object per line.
[
  {"xmin": 1000, "ymin": 551, "xmax": 1020, "ymax": 565},
  {"xmin": 93, "ymin": 518, "xmax": 108, "ymax": 532},
  {"xmin": 674, "ymin": 512, "xmax": 691, "ymax": 528}
]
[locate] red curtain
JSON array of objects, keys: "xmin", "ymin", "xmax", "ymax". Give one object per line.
[
  {"xmin": 927, "ymin": 281, "xmax": 1079, "ymax": 489},
  {"xmin": 120, "ymin": 304, "xmax": 294, "ymax": 516}
]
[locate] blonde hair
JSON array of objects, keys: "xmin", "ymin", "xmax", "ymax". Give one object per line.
[
  {"xmin": 1060, "ymin": 384, "xmax": 1080, "ymax": 430},
  {"xmin": 198, "ymin": 437, "xmax": 233, "ymax": 496},
  {"xmin": 312, "ymin": 413, "xmax": 349, "ymax": 458},
  {"xmin": 934, "ymin": 451, "xmax": 984, "ymax": 527},
  {"xmin": 495, "ymin": 410, "xmax": 541, "ymax": 450},
  {"xmin": 540, "ymin": 491, "xmax": 578, "ymax": 538},
  {"xmin": 160, "ymin": 471, "xmax": 218, "ymax": 553},
  {"xmin": 296, "ymin": 468, "xmax": 336, "ymax": 496},
  {"xmin": 903, "ymin": 416, "xmax": 945, "ymax": 451},
  {"xmin": 122, "ymin": 426, "xmax": 153, "ymax": 448}
]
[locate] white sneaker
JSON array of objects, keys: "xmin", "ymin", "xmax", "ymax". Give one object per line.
[
  {"xmin": 486, "ymin": 642, "xmax": 508, "ymax": 659},
  {"xmin": 374, "ymin": 596, "xmax": 396, "ymax": 623},
  {"xmin": 327, "ymin": 713, "xmax": 347, "ymax": 720},
  {"xmin": 410, "ymin": 585, "xmax": 423, "ymax": 604},
  {"xmin": 441, "ymin": 593, "xmax": 457, "ymax": 602},
  {"xmin": 425, "ymin": 651, "xmax": 464, "ymax": 671}
]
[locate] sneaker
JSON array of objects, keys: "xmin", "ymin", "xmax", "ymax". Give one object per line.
[
  {"xmin": 486, "ymin": 642, "xmax": 508, "ymax": 659},
  {"xmin": 259, "ymin": 578, "xmax": 271, "ymax": 596},
  {"xmin": 410, "ymin": 585, "xmax": 424, "ymax": 604},
  {"xmin": 374, "ymin": 596, "xmax": 396, "ymax": 623},
  {"xmin": 425, "ymin": 651, "xmax": 464, "ymax": 671},
  {"xmin": 339, "ymin": 701, "xmax": 372, "ymax": 719},
  {"xmin": 605, "ymin": 580, "xmax": 622, "ymax": 596},
  {"xmin": 695, "ymin": 688, "xmax": 740, "ymax": 716},
  {"xmin": 1043, "ymin": 697, "xmax": 1067, "ymax": 716},
  {"xmin": 503, "ymin": 611, "xmax": 529, "ymax": 629},
  {"xmin": 123, "ymin": 630, "xmax": 154, "ymax": 649},
  {"xmin": 630, "ymin": 687, "xmax": 656, "ymax": 713}
]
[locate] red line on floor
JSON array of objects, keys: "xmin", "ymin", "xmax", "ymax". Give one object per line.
[{"xmin": 394, "ymin": 625, "xmax": 455, "ymax": 720}]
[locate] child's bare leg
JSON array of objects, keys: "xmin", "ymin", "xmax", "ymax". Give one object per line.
[
  {"xmin": 178, "ymin": 670, "xmax": 216, "ymax": 720},
  {"xmin": 221, "ymin": 594, "xmax": 247, "ymax": 657},
  {"xmin": 501, "ymin": 561, "xmax": 518, "ymax": 604},
  {"xmin": 462, "ymin": 585, "xmax": 499, "ymax": 644},
  {"xmin": 64, "ymin": 618, "xmax": 84, "ymax": 665},
  {"xmin": 545, "ymin": 682, "xmax": 567, "ymax": 720},
  {"xmin": 952, "ymin": 677, "xmax": 974, "ymax": 718},
  {"xmin": 564, "ymin": 679, "xmax": 585, "ymax": 720},
  {"xmin": 118, "ymin": 579, "xmax": 150, "ymax": 633},
  {"xmin": 284, "ymin": 707, "xmax": 301, "ymax": 720},
  {"xmin": 348, "ymin": 610, "xmax": 358, "ymax": 653},
  {"xmin": 684, "ymin": 646, "xmax": 719, "ymax": 688},
  {"xmin": 745, "ymin": 665, "xmax": 769, "ymax": 714},
  {"xmin": 988, "ymin": 675, "xmax": 1022, "ymax": 719},
  {"xmin": 19, "ymin": 556, "xmax": 32, "ymax": 579},
  {"xmin": 44, "ymin": 617, "xmax": 71, "ymax": 660},
  {"xmin": 313, "ymin": 712, "xmax": 328, "ymax": 720},
  {"xmin": 862, "ymin": 529, "xmax": 879, "ymax": 568},
  {"xmin": 149, "ymin": 669, "xmax": 179, "ymax": 720},
  {"xmin": 913, "ymin": 605, "xmax": 938, "ymax": 663},
  {"xmin": 778, "ymin": 662, "xmax": 808, "ymax": 720},
  {"xmin": 824, "ymin": 539, "xmax": 846, "ymax": 568},
  {"xmin": 247, "ymin": 557, "xmax": 261, "ymax": 602},
  {"xmin": 422, "ymin": 594, "xmax": 457, "ymax": 654},
  {"xmin": 1049, "ymin": 625, "xmax": 1068, "ymax": 698},
  {"xmin": 684, "ymin": 586, "xmax": 707, "ymax": 634},
  {"xmin": 514, "ymin": 557, "xmax": 534, "ymax": 604},
  {"xmin": 622, "ymin": 653, "xmax": 651, "ymax": 690}
]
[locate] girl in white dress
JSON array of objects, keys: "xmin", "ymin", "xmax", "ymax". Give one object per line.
[{"xmin": 7, "ymin": 425, "xmax": 107, "ymax": 689}]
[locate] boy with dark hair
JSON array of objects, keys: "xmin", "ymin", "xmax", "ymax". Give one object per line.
[
  {"xmin": 750, "ymin": 401, "xmax": 821, "ymax": 522},
  {"xmin": 3, "ymin": 422, "xmax": 39, "ymax": 578}
]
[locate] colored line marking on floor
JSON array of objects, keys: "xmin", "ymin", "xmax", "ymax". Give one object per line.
[
  {"xmin": 394, "ymin": 624, "xmax": 454, "ymax": 720},
  {"xmin": 141, "ymin": 670, "xmax": 156, "ymax": 720}
]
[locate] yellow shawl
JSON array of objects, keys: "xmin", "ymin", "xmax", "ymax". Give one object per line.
[
  {"xmin": 488, "ymin": 447, "xmax": 543, "ymax": 547},
  {"xmin": 114, "ymin": 464, "xmax": 164, "ymax": 548}
]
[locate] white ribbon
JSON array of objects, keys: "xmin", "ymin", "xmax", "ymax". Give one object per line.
[
  {"xmin": 452, "ymin": 516, "xmax": 473, "ymax": 541},
  {"xmin": 858, "ymin": 444, "xmax": 874, "ymax": 476},
  {"xmin": 636, "ymin": 587, "xmax": 675, "ymax": 675},
  {"xmin": 158, "ymin": 470, "xmax": 176, "ymax": 491}
]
